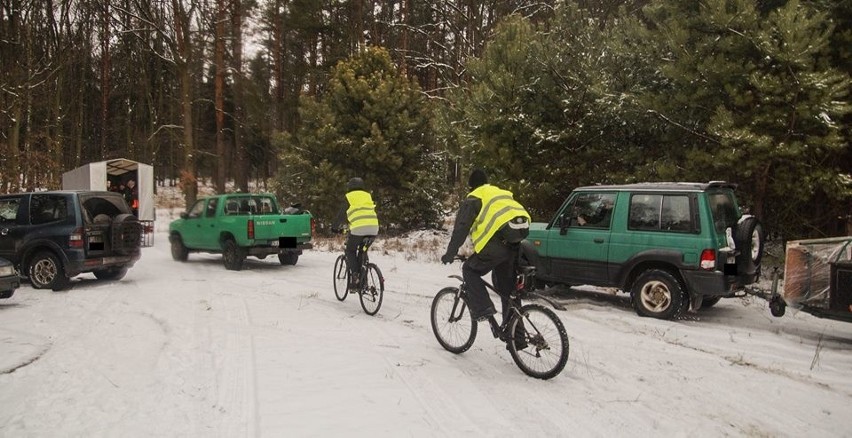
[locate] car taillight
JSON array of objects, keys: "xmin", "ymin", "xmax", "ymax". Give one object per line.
[
  {"xmin": 247, "ymin": 220, "xmax": 255, "ymax": 240},
  {"xmin": 69, "ymin": 227, "xmax": 84, "ymax": 248},
  {"xmin": 700, "ymin": 249, "xmax": 716, "ymax": 270}
]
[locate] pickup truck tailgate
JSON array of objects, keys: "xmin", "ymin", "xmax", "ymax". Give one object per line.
[{"xmin": 252, "ymin": 214, "xmax": 312, "ymax": 242}]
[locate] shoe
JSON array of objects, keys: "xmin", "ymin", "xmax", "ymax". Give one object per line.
[
  {"xmin": 501, "ymin": 327, "xmax": 528, "ymax": 351},
  {"xmin": 347, "ymin": 274, "xmax": 360, "ymax": 289}
]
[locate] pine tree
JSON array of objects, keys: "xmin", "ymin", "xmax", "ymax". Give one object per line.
[
  {"xmin": 274, "ymin": 47, "xmax": 443, "ymax": 233},
  {"xmin": 636, "ymin": 0, "xmax": 850, "ymax": 237}
]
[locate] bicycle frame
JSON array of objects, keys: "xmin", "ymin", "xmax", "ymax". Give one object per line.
[{"xmin": 450, "ymin": 266, "xmax": 566, "ymax": 338}]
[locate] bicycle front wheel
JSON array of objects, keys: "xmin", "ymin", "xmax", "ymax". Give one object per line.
[
  {"xmin": 507, "ymin": 304, "xmax": 569, "ymax": 380},
  {"xmin": 333, "ymin": 255, "xmax": 348, "ymax": 301},
  {"xmin": 359, "ymin": 263, "xmax": 384, "ymax": 316},
  {"xmin": 430, "ymin": 287, "xmax": 477, "ymax": 354}
]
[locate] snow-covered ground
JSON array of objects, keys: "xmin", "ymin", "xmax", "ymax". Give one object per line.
[{"xmin": 1, "ymin": 231, "xmax": 851, "ymax": 437}]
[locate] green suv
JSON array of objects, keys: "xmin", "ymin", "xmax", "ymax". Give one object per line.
[{"xmin": 526, "ymin": 182, "xmax": 764, "ymax": 319}]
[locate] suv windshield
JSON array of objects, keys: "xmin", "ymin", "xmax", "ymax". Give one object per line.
[{"xmin": 707, "ymin": 191, "xmax": 739, "ymax": 236}]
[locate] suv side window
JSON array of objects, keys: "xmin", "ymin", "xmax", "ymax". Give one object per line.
[
  {"xmin": 206, "ymin": 198, "xmax": 218, "ymax": 218},
  {"xmin": 187, "ymin": 200, "xmax": 206, "ymax": 219},
  {"xmin": 0, "ymin": 198, "xmax": 21, "ymax": 223},
  {"xmin": 629, "ymin": 194, "xmax": 693, "ymax": 232},
  {"xmin": 30, "ymin": 195, "xmax": 69, "ymax": 225}
]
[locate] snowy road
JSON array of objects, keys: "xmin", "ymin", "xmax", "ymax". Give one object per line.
[{"xmin": 1, "ymin": 234, "xmax": 851, "ymax": 437}]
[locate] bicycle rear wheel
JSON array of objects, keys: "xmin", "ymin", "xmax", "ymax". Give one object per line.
[
  {"xmin": 430, "ymin": 287, "xmax": 477, "ymax": 354},
  {"xmin": 333, "ymin": 255, "xmax": 348, "ymax": 301},
  {"xmin": 507, "ymin": 304, "xmax": 569, "ymax": 380},
  {"xmin": 359, "ymin": 263, "xmax": 384, "ymax": 315}
]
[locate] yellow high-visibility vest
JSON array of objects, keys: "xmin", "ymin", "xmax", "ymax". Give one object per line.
[
  {"xmin": 468, "ymin": 184, "xmax": 530, "ymax": 253},
  {"xmin": 346, "ymin": 190, "xmax": 379, "ymax": 233}
]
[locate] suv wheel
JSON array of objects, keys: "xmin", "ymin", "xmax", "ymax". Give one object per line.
[
  {"xmin": 223, "ymin": 239, "xmax": 245, "ymax": 271},
  {"xmin": 631, "ymin": 269, "xmax": 685, "ymax": 320},
  {"xmin": 29, "ymin": 251, "xmax": 71, "ymax": 291},
  {"xmin": 93, "ymin": 266, "xmax": 129, "ymax": 281},
  {"xmin": 700, "ymin": 296, "xmax": 722, "ymax": 309}
]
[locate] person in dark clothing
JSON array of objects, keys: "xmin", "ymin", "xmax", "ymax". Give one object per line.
[
  {"xmin": 332, "ymin": 177, "xmax": 379, "ymax": 288},
  {"xmin": 123, "ymin": 179, "xmax": 139, "ymax": 216},
  {"xmin": 441, "ymin": 169, "xmax": 531, "ymax": 325}
]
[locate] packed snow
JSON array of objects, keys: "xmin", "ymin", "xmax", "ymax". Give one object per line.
[{"xmin": 1, "ymin": 225, "xmax": 851, "ymax": 436}]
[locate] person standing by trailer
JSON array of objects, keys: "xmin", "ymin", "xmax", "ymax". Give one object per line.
[
  {"xmin": 123, "ymin": 179, "xmax": 139, "ymax": 216},
  {"xmin": 333, "ymin": 178, "xmax": 379, "ymax": 287}
]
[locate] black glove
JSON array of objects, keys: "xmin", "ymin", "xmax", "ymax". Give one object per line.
[{"xmin": 441, "ymin": 253, "xmax": 455, "ymax": 265}]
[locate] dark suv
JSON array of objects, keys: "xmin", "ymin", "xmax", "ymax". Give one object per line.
[
  {"xmin": 0, "ymin": 191, "xmax": 143, "ymax": 290},
  {"xmin": 526, "ymin": 182, "xmax": 764, "ymax": 319},
  {"xmin": 0, "ymin": 256, "xmax": 19, "ymax": 298}
]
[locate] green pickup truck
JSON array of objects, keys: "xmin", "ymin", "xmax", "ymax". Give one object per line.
[{"xmin": 169, "ymin": 193, "xmax": 313, "ymax": 270}]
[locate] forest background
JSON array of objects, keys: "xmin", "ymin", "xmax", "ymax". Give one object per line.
[{"xmin": 1, "ymin": 0, "xmax": 849, "ymax": 239}]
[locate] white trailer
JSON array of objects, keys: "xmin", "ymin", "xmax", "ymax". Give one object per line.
[{"xmin": 61, "ymin": 158, "xmax": 155, "ymax": 245}]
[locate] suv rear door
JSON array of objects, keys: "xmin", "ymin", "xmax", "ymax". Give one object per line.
[{"xmin": 544, "ymin": 191, "xmax": 617, "ymax": 285}]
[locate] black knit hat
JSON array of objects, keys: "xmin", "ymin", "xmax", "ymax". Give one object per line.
[
  {"xmin": 468, "ymin": 169, "xmax": 488, "ymax": 189},
  {"xmin": 346, "ymin": 177, "xmax": 364, "ymax": 191}
]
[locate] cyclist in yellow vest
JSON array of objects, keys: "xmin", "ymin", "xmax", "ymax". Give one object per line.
[
  {"xmin": 441, "ymin": 169, "xmax": 531, "ymax": 323},
  {"xmin": 333, "ymin": 177, "xmax": 379, "ymax": 287}
]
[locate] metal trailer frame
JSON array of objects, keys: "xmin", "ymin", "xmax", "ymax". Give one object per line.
[
  {"xmin": 761, "ymin": 236, "xmax": 852, "ymax": 323},
  {"xmin": 61, "ymin": 158, "xmax": 155, "ymax": 246}
]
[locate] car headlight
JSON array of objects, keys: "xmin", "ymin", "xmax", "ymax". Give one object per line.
[{"xmin": 0, "ymin": 265, "xmax": 14, "ymax": 277}]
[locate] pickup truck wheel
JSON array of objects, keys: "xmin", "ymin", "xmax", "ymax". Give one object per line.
[
  {"xmin": 93, "ymin": 266, "xmax": 128, "ymax": 281},
  {"xmin": 223, "ymin": 240, "xmax": 245, "ymax": 271},
  {"xmin": 631, "ymin": 269, "xmax": 685, "ymax": 320},
  {"xmin": 278, "ymin": 252, "xmax": 299, "ymax": 266},
  {"xmin": 171, "ymin": 235, "xmax": 189, "ymax": 262},
  {"xmin": 28, "ymin": 251, "xmax": 71, "ymax": 291}
]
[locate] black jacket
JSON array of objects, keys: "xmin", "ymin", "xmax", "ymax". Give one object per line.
[{"xmin": 444, "ymin": 196, "xmax": 482, "ymax": 257}]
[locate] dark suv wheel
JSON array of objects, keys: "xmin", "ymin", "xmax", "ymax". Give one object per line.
[
  {"xmin": 630, "ymin": 269, "xmax": 686, "ymax": 320},
  {"xmin": 28, "ymin": 251, "xmax": 71, "ymax": 291}
]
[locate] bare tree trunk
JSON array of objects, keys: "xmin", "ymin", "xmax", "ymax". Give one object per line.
[
  {"xmin": 231, "ymin": 0, "xmax": 248, "ymax": 192},
  {"xmin": 174, "ymin": 0, "xmax": 197, "ymax": 205},
  {"xmin": 100, "ymin": 0, "xmax": 111, "ymax": 158},
  {"xmin": 214, "ymin": 0, "xmax": 227, "ymax": 193}
]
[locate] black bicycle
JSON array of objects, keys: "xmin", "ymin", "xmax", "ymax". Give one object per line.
[
  {"xmin": 430, "ymin": 257, "xmax": 569, "ymax": 379},
  {"xmin": 332, "ymin": 236, "xmax": 384, "ymax": 315}
]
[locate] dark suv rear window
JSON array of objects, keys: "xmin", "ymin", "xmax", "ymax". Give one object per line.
[
  {"xmin": 30, "ymin": 195, "xmax": 69, "ymax": 225},
  {"xmin": 629, "ymin": 194, "xmax": 694, "ymax": 232}
]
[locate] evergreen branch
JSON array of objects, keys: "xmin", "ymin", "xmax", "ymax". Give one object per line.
[{"xmin": 646, "ymin": 109, "xmax": 721, "ymax": 145}]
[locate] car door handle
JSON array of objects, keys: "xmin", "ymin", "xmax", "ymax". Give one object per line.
[
  {"xmin": 594, "ymin": 238, "xmax": 605, "ymax": 244},
  {"xmin": 280, "ymin": 218, "xmax": 287, "ymax": 223}
]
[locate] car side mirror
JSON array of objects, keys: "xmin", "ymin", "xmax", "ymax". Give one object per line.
[
  {"xmin": 180, "ymin": 212, "xmax": 188, "ymax": 219},
  {"xmin": 559, "ymin": 212, "xmax": 570, "ymax": 235}
]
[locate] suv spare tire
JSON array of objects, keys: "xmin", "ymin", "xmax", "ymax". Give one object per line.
[
  {"xmin": 111, "ymin": 213, "xmax": 142, "ymax": 255},
  {"xmin": 735, "ymin": 216, "xmax": 765, "ymax": 271}
]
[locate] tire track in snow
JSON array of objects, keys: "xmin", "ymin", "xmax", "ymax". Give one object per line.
[{"xmin": 210, "ymin": 293, "xmax": 260, "ymax": 437}]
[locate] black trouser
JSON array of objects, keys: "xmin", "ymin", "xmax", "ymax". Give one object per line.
[
  {"xmin": 462, "ymin": 238, "xmax": 518, "ymax": 323},
  {"xmin": 345, "ymin": 234, "xmax": 372, "ymax": 275}
]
